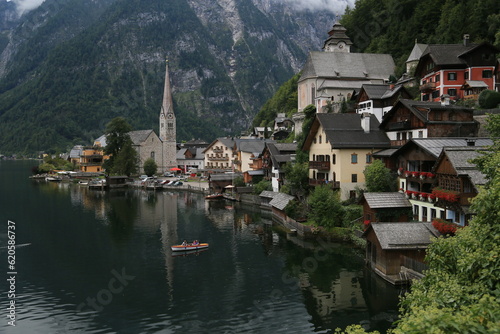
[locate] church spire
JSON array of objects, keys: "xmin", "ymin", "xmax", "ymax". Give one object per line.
[{"xmin": 160, "ymin": 59, "xmax": 175, "ymax": 142}]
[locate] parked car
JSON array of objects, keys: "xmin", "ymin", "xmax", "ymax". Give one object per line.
[
  {"xmin": 164, "ymin": 172, "xmax": 175, "ymax": 177},
  {"xmin": 139, "ymin": 175, "xmax": 148, "ymax": 181},
  {"xmin": 172, "ymin": 181, "xmax": 183, "ymax": 186}
]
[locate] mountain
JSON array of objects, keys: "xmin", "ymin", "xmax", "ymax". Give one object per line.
[{"xmin": 0, "ymin": 0, "xmax": 341, "ymax": 155}]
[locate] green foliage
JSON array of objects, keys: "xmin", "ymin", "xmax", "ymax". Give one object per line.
[
  {"xmin": 233, "ymin": 176, "xmax": 245, "ymax": 187},
  {"xmin": 38, "ymin": 163, "xmax": 56, "ymax": 173},
  {"xmin": 103, "ymin": 117, "xmax": 132, "ymax": 173},
  {"xmin": 252, "ymin": 73, "xmax": 300, "ymax": 129},
  {"xmin": 341, "ymin": 205, "xmax": 363, "ymax": 227},
  {"xmin": 363, "ymin": 159, "xmax": 397, "ymax": 192},
  {"xmin": 111, "ymin": 138, "xmax": 138, "ymax": 177},
  {"xmin": 143, "ymin": 158, "xmax": 157, "ymax": 177},
  {"xmin": 341, "ymin": 0, "xmax": 500, "ymax": 72},
  {"xmin": 252, "ymin": 179, "xmax": 271, "ymax": 194},
  {"xmin": 284, "ymin": 199, "xmax": 308, "ymax": 221},
  {"xmin": 282, "ymin": 161, "xmax": 310, "ymax": 200},
  {"xmin": 473, "ymin": 113, "xmax": 500, "ymax": 181},
  {"xmin": 307, "ymin": 186, "xmax": 345, "ymax": 228},
  {"xmin": 478, "ymin": 89, "xmax": 500, "ymax": 109}
]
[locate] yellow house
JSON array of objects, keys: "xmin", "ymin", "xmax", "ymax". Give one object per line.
[{"xmin": 303, "ymin": 113, "xmax": 390, "ymax": 200}]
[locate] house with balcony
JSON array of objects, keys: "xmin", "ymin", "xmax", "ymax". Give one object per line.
[
  {"xmin": 261, "ymin": 142, "xmax": 297, "ymax": 192},
  {"xmin": 79, "ymin": 146, "xmax": 109, "ymax": 173},
  {"xmin": 302, "ymin": 113, "xmax": 390, "ymax": 200},
  {"xmin": 414, "ymin": 35, "xmax": 498, "ymax": 102},
  {"xmin": 379, "ymin": 98, "xmax": 478, "ymax": 147},
  {"xmin": 390, "ymin": 137, "xmax": 492, "ymax": 222},
  {"xmin": 354, "ymin": 84, "xmax": 412, "ymax": 122},
  {"xmin": 203, "ymin": 138, "xmax": 236, "ymax": 171},
  {"xmin": 431, "ymin": 146, "xmax": 488, "ymax": 226}
]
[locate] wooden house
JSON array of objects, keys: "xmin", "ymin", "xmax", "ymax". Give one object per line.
[
  {"xmin": 379, "ymin": 99, "xmax": 478, "ymax": 147},
  {"xmin": 432, "ymin": 146, "xmax": 488, "ymax": 225},
  {"xmin": 355, "ymin": 84, "xmax": 412, "ymax": 122},
  {"xmin": 361, "ymin": 192, "xmax": 412, "ymax": 223},
  {"xmin": 363, "ymin": 222, "xmax": 440, "ymax": 285},
  {"xmin": 262, "ymin": 142, "xmax": 296, "ymax": 192}
]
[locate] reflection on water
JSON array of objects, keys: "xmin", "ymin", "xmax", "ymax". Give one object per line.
[{"xmin": 0, "ymin": 161, "xmax": 402, "ymax": 333}]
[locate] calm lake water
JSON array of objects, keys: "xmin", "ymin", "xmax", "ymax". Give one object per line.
[{"xmin": 0, "ymin": 160, "xmax": 402, "ymax": 333}]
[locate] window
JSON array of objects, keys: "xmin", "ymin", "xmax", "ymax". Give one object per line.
[
  {"xmin": 432, "ymin": 90, "xmax": 440, "ymax": 98},
  {"xmin": 351, "ymin": 174, "xmax": 357, "ymax": 183},
  {"xmin": 351, "ymin": 154, "xmax": 358, "ymax": 164},
  {"xmin": 464, "ymin": 71, "xmax": 469, "ymax": 80},
  {"xmin": 435, "ymin": 74, "xmax": 440, "ymax": 82},
  {"xmin": 483, "ymin": 70, "xmax": 493, "ymax": 78},
  {"xmin": 408, "ymin": 132, "xmax": 413, "ymax": 139},
  {"xmin": 448, "ymin": 72, "xmax": 457, "ymax": 80},
  {"xmin": 422, "ymin": 94, "xmax": 429, "ymax": 101},
  {"xmin": 448, "ymin": 88, "xmax": 457, "ymax": 96},
  {"xmin": 418, "ymin": 130, "xmax": 424, "ymax": 138},
  {"xmin": 332, "ymin": 154, "xmax": 336, "ymax": 164},
  {"xmin": 311, "ymin": 86, "xmax": 316, "ymax": 104},
  {"xmin": 397, "ymin": 132, "xmax": 401, "ymax": 140},
  {"xmin": 366, "ymin": 154, "xmax": 372, "ymax": 163},
  {"xmin": 319, "ymin": 135, "xmax": 322, "ymax": 144},
  {"xmin": 151, "ymin": 151, "xmax": 155, "ymax": 159}
]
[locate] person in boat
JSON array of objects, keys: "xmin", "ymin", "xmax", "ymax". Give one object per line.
[
  {"xmin": 181, "ymin": 240, "xmax": 188, "ymax": 246},
  {"xmin": 192, "ymin": 240, "xmax": 199, "ymax": 246}
]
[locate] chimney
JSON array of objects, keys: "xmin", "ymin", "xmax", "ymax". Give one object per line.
[
  {"xmin": 463, "ymin": 34, "xmax": 470, "ymax": 47},
  {"xmin": 361, "ymin": 112, "xmax": 371, "ymax": 133},
  {"xmin": 441, "ymin": 94, "xmax": 450, "ymax": 106},
  {"xmin": 466, "ymin": 138, "xmax": 476, "ymax": 146}
]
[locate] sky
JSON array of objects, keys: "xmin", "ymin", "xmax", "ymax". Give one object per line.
[
  {"xmin": 278, "ymin": 0, "xmax": 355, "ymax": 15},
  {"xmin": 6, "ymin": 0, "xmax": 45, "ymax": 15}
]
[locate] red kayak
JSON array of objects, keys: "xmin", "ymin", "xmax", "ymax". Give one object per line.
[{"xmin": 171, "ymin": 243, "xmax": 209, "ymax": 252}]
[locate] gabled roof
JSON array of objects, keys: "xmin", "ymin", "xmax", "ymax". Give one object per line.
[
  {"xmin": 235, "ymin": 138, "xmax": 274, "ymax": 154},
  {"xmin": 461, "ymin": 80, "xmax": 489, "ymax": 89},
  {"xmin": 363, "ymin": 192, "xmax": 411, "ymax": 209},
  {"xmin": 406, "ymin": 43, "xmax": 428, "ymax": 63},
  {"xmin": 69, "ymin": 145, "xmax": 84, "ymax": 158},
  {"xmin": 266, "ymin": 142, "xmax": 297, "ymax": 169},
  {"xmin": 259, "ymin": 190, "xmax": 276, "ymax": 199},
  {"xmin": 380, "ymin": 99, "xmax": 474, "ymax": 128},
  {"xmin": 128, "ymin": 130, "xmax": 156, "ymax": 145},
  {"xmin": 358, "ymin": 84, "xmax": 409, "ymax": 101},
  {"xmin": 364, "ymin": 222, "xmax": 440, "ymax": 250},
  {"xmin": 304, "ymin": 113, "xmax": 390, "ymax": 149},
  {"xmin": 203, "ymin": 137, "xmax": 236, "ymax": 153},
  {"xmin": 269, "ymin": 193, "xmax": 295, "ymax": 211},
  {"xmin": 435, "ymin": 147, "xmax": 488, "ymax": 187},
  {"xmin": 299, "ymin": 51, "xmax": 395, "ymax": 82},
  {"xmin": 395, "ymin": 138, "xmax": 493, "ymax": 159}
]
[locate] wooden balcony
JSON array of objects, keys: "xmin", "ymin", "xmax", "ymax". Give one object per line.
[
  {"xmin": 309, "ymin": 161, "xmax": 330, "ymax": 170},
  {"xmin": 212, "ymin": 148, "xmax": 224, "ymax": 153},
  {"xmin": 388, "ymin": 121, "xmax": 410, "ymax": 131},
  {"xmin": 208, "ymin": 156, "xmax": 229, "ymax": 161},
  {"xmin": 419, "ymin": 82, "xmax": 436, "ymax": 92},
  {"xmin": 309, "ymin": 179, "xmax": 340, "ymax": 189}
]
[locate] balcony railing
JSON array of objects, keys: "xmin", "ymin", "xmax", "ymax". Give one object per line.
[
  {"xmin": 212, "ymin": 148, "xmax": 224, "ymax": 153},
  {"xmin": 388, "ymin": 121, "xmax": 410, "ymax": 131},
  {"xmin": 208, "ymin": 156, "xmax": 229, "ymax": 161},
  {"xmin": 419, "ymin": 82, "xmax": 436, "ymax": 92},
  {"xmin": 309, "ymin": 179, "xmax": 340, "ymax": 189},
  {"xmin": 309, "ymin": 161, "xmax": 330, "ymax": 170}
]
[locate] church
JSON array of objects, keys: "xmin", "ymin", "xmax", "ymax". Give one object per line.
[{"xmin": 128, "ymin": 60, "xmax": 177, "ymax": 173}]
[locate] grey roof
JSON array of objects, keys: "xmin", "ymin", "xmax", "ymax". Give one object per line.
[
  {"xmin": 128, "ymin": 130, "xmax": 155, "ymax": 145},
  {"xmin": 462, "ymin": 80, "xmax": 489, "ymax": 88},
  {"xmin": 236, "ymin": 138, "xmax": 274, "ymax": 154},
  {"xmin": 267, "ymin": 142, "xmax": 297, "ymax": 169},
  {"xmin": 300, "ymin": 51, "xmax": 395, "ymax": 82},
  {"xmin": 177, "ymin": 147, "xmax": 205, "ymax": 160},
  {"xmin": 442, "ymin": 147, "xmax": 488, "ymax": 186},
  {"xmin": 367, "ymin": 222, "xmax": 440, "ymax": 250},
  {"xmin": 405, "ymin": 138, "xmax": 493, "ymax": 158},
  {"xmin": 406, "ymin": 43, "xmax": 428, "ymax": 62},
  {"xmin": 363, "ymin": 192, "xmax": 412, "ymax": 209},
  {"xmin": 269, "ymin": 193, "xmax": 295, "ymax": 211},
  {"xmin": 372, "ymin": 148, "xmax": 399, "ymax": 157},
  {"xmin": 69, "ymin": 145, "xmax": 84, "ymax": 159},
  {"xmin": 315, "ymin": 113, "xmax": 390, "ymax": 149},
  {"xmin": 94, "ymin": 134, "xmax": 107, "ymax": 147},
  {"xmin": 421, "ymin": 44, "xmax": 477, "ymax": 66},
  {"xmin": 209, "ymin": 173, "xmax": 241, "ymax": 181},
  {"xmin": 259, "ymin": 190, "xmax": 277, "ymax": 199},
  {"xmin": 361, "ymin": 84, "xmax": 392, "ymax": 99}
]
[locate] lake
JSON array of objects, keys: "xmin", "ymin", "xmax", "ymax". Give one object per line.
[{"xmin": 0, "ymin": 160, "xmax": 402, "ymax": 333}]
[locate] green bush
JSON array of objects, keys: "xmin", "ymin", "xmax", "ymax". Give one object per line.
[{"xmin": 478, "ymin": 89, "xmax": 500, "ymax": 109}]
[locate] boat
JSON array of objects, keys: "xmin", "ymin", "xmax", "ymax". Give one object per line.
[
  {"xmin": 205, "ymin": 193, "xmax": 223, "ymax": 200},
  {"xmin": 171, "ymin": 243, "xmax": 209, "ymax": 252},
  {"xmin": 45, "ymin": 176, "xmax": 62, "ymax": 182}
]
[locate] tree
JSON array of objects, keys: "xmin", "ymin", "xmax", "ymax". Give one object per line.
[
  {"xmin": 103, "ymin": 117, "xmax": 133, "ymax": 174},
  {"xmin": 253, "ymin": 179, "xmax": 271, "ymax": 194},
  {"xmin": 307, "ymin": 185, "xmax": 344, "ymax": 228},
  {"xmin": 281, "ymin": 161, "xmax": 310, "ymax": 201},
  {"xmin": 363, "ymin": 159, "xmax": 397, "ymax": 192},
  {"xmin": 478, "ymin": 90, "xmax": 500, "ymax": 109},
  {"xmin": 111, "ymin": 137, "xmax": 138, "ymax": 177},
  {"xmin": 143, "ymin": 158, "xmax": 157, "ymax": 177}
]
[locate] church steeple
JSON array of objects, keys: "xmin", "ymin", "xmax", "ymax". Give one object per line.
[
  {"xmin": 322, "ymin": 21, "xmax": 353, "ymax": 53},
  {"xmin": 160, "ymin": 59, "xmax": 175, "ymax": 142}
]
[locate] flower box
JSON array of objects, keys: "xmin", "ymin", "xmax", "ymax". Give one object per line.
[
  {"xmin": 432, "ymin": 188, "xmax": 460, "ymax": 202},
  {"xmin": 432, "ymin": 218, "xmax": 459, "ymax": 235}
]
